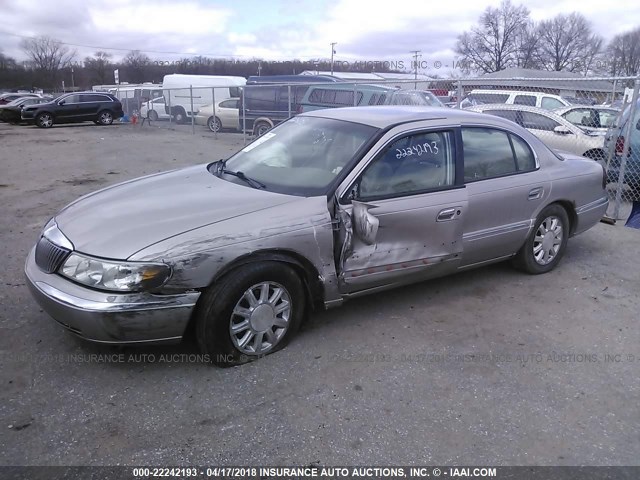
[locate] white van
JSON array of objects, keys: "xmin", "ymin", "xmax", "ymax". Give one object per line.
[
  {"xmin": 463, "ymin": 89, "xmax": 571, "ymax": 110},
  {"xmin": 162, "ymin": 74, "xmax": 246, "ymax": 123}
]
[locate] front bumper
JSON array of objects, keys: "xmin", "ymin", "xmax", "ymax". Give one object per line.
[{"xmin": 25, "ymin": 247, "xmax": 200, "ymax": 344}]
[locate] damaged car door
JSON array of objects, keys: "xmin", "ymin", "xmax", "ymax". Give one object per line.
[{"xmin": 334, "ymin": 127, "xmax": 468, "ymax": 293}]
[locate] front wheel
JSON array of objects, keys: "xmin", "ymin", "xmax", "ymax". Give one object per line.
[
  {"xmin": 195, "ymin": 262, "xmax": 306, "ymax": 366},
  {"xmin": 98, "ymin": 110, "xmax": 114, "ymax": 125},
  {"xmin": 36, "ymin": 112, "xmax": 53, "ymax": 128},
  {"xmin": 511, "ymin": 204, "xmax": 570, "ymax": 274}
]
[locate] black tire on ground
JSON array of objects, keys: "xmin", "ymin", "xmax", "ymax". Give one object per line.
[
  {"xmin": 207, "ymin": 116, "xmax": 221, "ymax": 133},
  {"xmin": 511, "ymin": 203, "xmax": 570, "ymax": 274},
  {"xmin": 98, "ymin": 110, "xmax": 114, "ymax": 125},
  {"xmin": 35, "ymin": 112, "xmax": 53, "ymax": 128},
  {"xmin": 173, "ymin": 108, "xmax": 187, "ymax": 124},
  {"xmin": 149, "ymin": 110, "xmax": 159, "ymax": 121},
  {"xmin": 195, "ymin": 262, "xmax": 306, "ymax": 367},
  {"xmin": 253, "ymin": 121, "xmax": 272, "ymax": 137}
]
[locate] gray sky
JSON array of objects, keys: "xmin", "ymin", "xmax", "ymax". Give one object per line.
[{"xmin": 1, "ymin": 0, "xmax": 638, "ymax": 74}]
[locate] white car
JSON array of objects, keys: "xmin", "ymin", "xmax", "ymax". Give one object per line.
[
  {"xmin": 140, "ymin": 97, "xmax": 170, "ymax": 121},
  {"xmin": 195, "ymin": 98, "xmax": 240, "ymax": 132},
  {"xmin": 467, "ymin": 104, "xmax": 606, "ymax": 160}
]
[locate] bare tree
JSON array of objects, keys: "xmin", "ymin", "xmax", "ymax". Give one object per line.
[
  {"xmin": 20, "ymin": 36, "xmax": 76, "ymax": 86},
  {"xmin": 455, "ymin": 0, "xmax": 531, "ymax": 73},
  {"xmin": 84, "ymin": 51, "xmax": 113, "ymax": 85},
  {"xmin": 536, "ymin": 13, "xmax": 603, "ymax": 73},
  {"xmin": 122, "ymin": 50, "xmax": 151, "ymax": 83},
  {"xmin": 607, "ymin": 27, "xmax": 640, "ymax": 77},
  {"xmin": 515, "ymin": 21, "xmax": 540, "ymax": 69}
]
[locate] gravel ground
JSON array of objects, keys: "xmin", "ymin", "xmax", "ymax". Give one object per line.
[{"xmin": 0, "ymin": 120, "xmax": 639, "ymax": 466}]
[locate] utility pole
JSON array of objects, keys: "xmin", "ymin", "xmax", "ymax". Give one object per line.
[
  {"xmin": 257, "ymin": 61, "xmax": 262, "ymax": 76},
  {"xmin": 411, "ymin": 50, "xmax": 421, "ymax": 89},
  {"xmin": 330, "ymin": 42, "xmax": 337, "ymax": 76},
  {"xmin": 71, "ymin": 67, "xmax": 75, "ymax": 90}
]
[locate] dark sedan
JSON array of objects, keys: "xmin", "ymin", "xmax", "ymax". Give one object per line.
[
  {"xmin": 21, "ymin": 92, "xmax": 124, "ymax": 128},
  {"xmin": 0, "ymin": 97, "xmax": 53, "ymax": 123}
]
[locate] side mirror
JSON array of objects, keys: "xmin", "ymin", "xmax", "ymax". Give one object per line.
[
  {"xmin": 554, "ymin": 125, "xmax": 572, "ymax": 135},
  {"xmin": 58, "ymin": 100, "xmax": 65, "ymax": 105}
]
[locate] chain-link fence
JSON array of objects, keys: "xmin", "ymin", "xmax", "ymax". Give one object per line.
[{"xmin": 118, "ymin": 75, "xmax": 639, "ymax": 223}]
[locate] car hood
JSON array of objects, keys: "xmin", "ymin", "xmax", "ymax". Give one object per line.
[{"xmin": 55, "ymin": 164, "xmax": 299, "ymax": 259}]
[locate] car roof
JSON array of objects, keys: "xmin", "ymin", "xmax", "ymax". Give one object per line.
[
  {"xmin": 300, "ymin": 105, "xmax": 507, "ymax": 128},
  {"xmin": 467, "ymin": 103, "xmax": 564, "ymax": 116}
]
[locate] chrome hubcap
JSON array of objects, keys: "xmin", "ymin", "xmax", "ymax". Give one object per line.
[
  {"xmin": 533, "ymin": 215, "xmax": 563, "ymax": 265},
  {"xmin": 229, "ymin": 281, "xmax": 291, "ymax": 355},
  {"xmin": 101, "ymin": 113, "xmax": 111, "ymax": 123},
  {"xmin": 40, "ymin": 115, "xmax": 52, "ymax": 127}
]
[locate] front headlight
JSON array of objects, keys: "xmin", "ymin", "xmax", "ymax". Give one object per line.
[{"xmin": 60, "ymin": 253, "xmax": 171, "ymax": 292}]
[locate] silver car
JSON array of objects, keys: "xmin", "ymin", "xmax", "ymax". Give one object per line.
[
  {"xmin": 467, "ymin": 104, "xmax": 607, "ymax": 161},
  {"xmin": 25, "ymin": 107, "xmax": 608, "ymax": 365}
]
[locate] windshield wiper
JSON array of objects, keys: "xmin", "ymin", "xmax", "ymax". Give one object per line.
[
  {"xmin": 211, "ymin": 158, "xmax": 265, "ymax": 189},
  {"xmin": 221, "ymin": 169, "xmax": 266, "ymax": 189}
]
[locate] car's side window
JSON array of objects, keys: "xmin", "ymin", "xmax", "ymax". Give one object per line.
[
  {"xmin": 520, "ymin": 111, "xmax": 561, "ymax": 131},
  {"xmin": 514, "ymin": 95, "xmax": 536, "ymax": 106},
  {"xmin": 61, "ymin": 94, "xmax": 79, "ymax": 104},
  {"xmin": 541, "ymin": 97, "xmax": 565, "ymax": 110},
  {"xmin": 462, "ymin": 128, "xmax": 518, "ymax": 181},
  {"xmin": 358, "ymin": 131, "xmax": 455, "ymax": 200},
  {"xmin": 510, "ymin": 135, "xmax": 537, "ymax": 171},
  {"xmin": 486, "ymin": 110, "xmax": 521, "ymax": 125}
]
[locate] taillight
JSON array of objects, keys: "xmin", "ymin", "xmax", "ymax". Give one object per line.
[
  {"xmin": 296, "ymin": 105, "xmax": 302, "ymax": 114},
  {"xmin": 615, "ymin": 136, "xmax": 625, "ymax": 155}
]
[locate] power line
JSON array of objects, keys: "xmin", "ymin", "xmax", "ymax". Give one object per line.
[{"xmin": 0, "ymin": 29, "xmax": 344, "ymax": 61}]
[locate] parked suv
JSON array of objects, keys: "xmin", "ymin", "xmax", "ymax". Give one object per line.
[
  {"xmin": 241, "ymin": 75, "xmax": 340, "ymax": 136},
  {"xmin": 21, "ymin": 92, "xmax": 124, "ymax": 128},
  {"xmin": 462, "ymin": 89, "xmax": 571, "ymax": 110}
]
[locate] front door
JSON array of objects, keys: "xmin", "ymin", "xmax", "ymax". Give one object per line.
[{"xmin": 334, "ymin": 127, "xmax": 467, "ymax": 294}]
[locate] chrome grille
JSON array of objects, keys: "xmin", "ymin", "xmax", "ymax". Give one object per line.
[{"xmin": 35, "ymin": 236, "xmax": 70, "ymax": 273}]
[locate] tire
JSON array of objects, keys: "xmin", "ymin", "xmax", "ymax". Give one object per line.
[
  {"xmin": 36, "ymin": 112, "xmax": 53, "ymax": 128},
  {"xmin": 207, "ymin": 116, "xmax": 221, "ymax": 133},
  {"xmin": 98, "ymin": 110, "xmax": 114, "ymax": 125},
  {"xmin": 173, "ymin": 108, "xmax": 186, "ymax": 124},
  {"xmin": 149, "ymin": 110, "xmax": 158, "ymax": 121},
  {"xmin": 511, "ymin": 204, "xmax": 570, "ymax": 274},
  {"xmin": 195, "ymin": 262, "xmax": 306, "ymax": 367},
  {"xmin": 253, "ymin": 121, "xmax": 272, "ymax": 137}
]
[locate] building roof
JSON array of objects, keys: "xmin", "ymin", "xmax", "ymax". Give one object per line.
[{"xmin": 461, "ymin": 68, "xmax": 617, "ymax": 93}]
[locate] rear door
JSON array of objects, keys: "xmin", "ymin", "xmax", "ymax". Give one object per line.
[
  {"xmin": 334, "ymin": 124, "xmax": 467, "ymax": 293},
  {"xmin": 77, "ymin": 94, "xmax": 101, "ymax": 120},
  {"xmin": 459, "ymin": 126, "xmax": 550, "ymax": 267}
]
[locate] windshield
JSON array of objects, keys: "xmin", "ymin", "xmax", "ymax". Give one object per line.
[{"xmin": 210, "ymin": 116, "xmax": 378, "ymax": 196}]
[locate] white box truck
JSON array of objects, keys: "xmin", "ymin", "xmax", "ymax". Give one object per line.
[{"xmin": 162, "ymin": 74, "xmax": 246, "ymax": 123}]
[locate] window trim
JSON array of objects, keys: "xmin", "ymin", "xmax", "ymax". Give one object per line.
[
  {"xmin": 460, "ymin": 124, "xmax": 540, "ymax": 184},
  {"xmin": 339, "ymin": 127, "xmax": 462, "ymax": 204}
]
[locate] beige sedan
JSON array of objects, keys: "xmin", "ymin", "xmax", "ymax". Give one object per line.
[{"xmin": 195, "ymin": 98, "xmax": 240, "ymax": 132}]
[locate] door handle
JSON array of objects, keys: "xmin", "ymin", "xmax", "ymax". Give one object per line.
[
  {"xmin": 528, "ymin": 187, "xmax": 543, "ymax": 200},
  {"xmin": 437, "ymin": 207, "xmax": 457, "ymax": 221}
]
